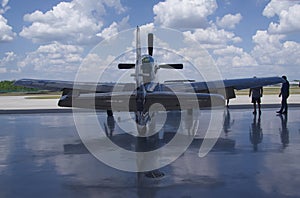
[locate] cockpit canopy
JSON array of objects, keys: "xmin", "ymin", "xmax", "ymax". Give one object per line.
[
  {"xmin": 142, "ymin": 55, "xmax": 154, "ymax": 64},
  {"xmin": 141, "ymin": 55, "xmax": 155, "ymax": 83},
  {"xmin": 141, "ymin": 55, "xmax": 154, "ymax": 73}
]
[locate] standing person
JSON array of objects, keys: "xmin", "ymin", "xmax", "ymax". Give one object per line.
[
  {"xmin": 277, "ymin": 76, "xmax": 290, "ymax": 114},
  {"xmin": 249, "ymin": 86, "xmax": 263, "ymax": 115},
  {"xmin": 226, "ymin": 99, "xmax": 230, "ymax": 107}
]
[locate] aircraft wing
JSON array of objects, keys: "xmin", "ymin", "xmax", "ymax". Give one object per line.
[
  {"xmin": 14, "ymin": 78, "xmax": 135, "ymax": 93},
  {"xmin": 15, "ymin": 76, "xmax": 283, "ymax": 109},
  {"xmin": 15, "ymin": 76, "xmax": 283, "ymax": 93},
  {"xmin": 163, "ymin": 76, "xmax": 284, "ymax": 92},
  {"xmin": 212, "ymin": 76, "xmax": 284, "ymax": 90}
]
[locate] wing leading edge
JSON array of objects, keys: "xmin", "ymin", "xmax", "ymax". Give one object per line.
[
  {"xmin": 14, "ymin": 78, "xmax": 134, "ymax": 93},
  {"xmin": 163, "ymin": 76, "xmax": 284, "ymax": 100},
  {"xmin": 164, "ymin": 76, "xmax": 284, "ymax": 92}
]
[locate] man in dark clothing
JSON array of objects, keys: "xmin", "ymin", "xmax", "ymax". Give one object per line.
[{"xmin": 277, "ymin": 76, "xmax": 290, "ymax": 114}]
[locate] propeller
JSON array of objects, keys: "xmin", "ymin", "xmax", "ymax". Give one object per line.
[{"xmin": 148, "ymin": 33, "xmax": 153, "ymax": 56}]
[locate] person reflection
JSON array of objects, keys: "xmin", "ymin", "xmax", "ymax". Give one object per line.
[
  {"xmin": 249, "ymin": 114, "xmax": 263, "ymax": 151},
  {"xmin": 278, "ymin": 114, "xmax": 289, "ymax": 149},
  {"xmin": 104, "ymin": 114, "xmax": 115, "ymax": 137},
  {"xmin": 223, "ymin": 108, "xmax": 234, "ymax": 137}
]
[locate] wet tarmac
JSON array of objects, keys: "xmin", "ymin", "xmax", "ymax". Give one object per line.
[{"xmin": 0, "ymin": 108, "xmax": 300, "ymax": 198}]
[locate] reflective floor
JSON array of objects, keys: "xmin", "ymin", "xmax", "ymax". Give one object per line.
[{"xmin": 0, "ymin": 108, "xmax": 300, "ymax": 198}]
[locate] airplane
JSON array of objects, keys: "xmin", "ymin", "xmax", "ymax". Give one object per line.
[
  {"xmin": 14, "ymin": 27, "xmax": 284, "ymax": 115},
  {"xmin": 14, "ymin": 26, "xmax": 284, "ymax": 176},
  {"xmin": 291, "ymin": 80, "xmax": 300, "ymax": 87}
]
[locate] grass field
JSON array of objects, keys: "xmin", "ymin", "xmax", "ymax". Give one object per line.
[
  {"xmin": 236, "ymin": 86, "xmax": 300, "ymax": 95},
  {"xmin": 24, "ymin": 95, "xmax": 61, "ymax": 99},
  {"xmin": 0, "ymin": 91, "xmax": 61, "ymax": 96}
]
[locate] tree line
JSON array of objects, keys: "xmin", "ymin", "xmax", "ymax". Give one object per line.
[{"xmin": 0, "ymin": 80, "xmax": 39, "ymax": 92}]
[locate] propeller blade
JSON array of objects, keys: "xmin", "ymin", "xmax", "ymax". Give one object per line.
[
  {"xmin": 159, "ymin": 64, "xmax": 183, "ymax": 69},
  {"xmin": 148, "ymin": 33, "xmax": 153, "ymax": 56},
  {"xmin": 118, "ymin": 63, "xmax": 135, "ymax": 69}
]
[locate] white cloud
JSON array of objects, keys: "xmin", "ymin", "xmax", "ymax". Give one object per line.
[
  {"xmin": 19, "ymin": 0, "xmax": 126, "ymax": 45},
  {"xmin": 252, "ymin": 30, "xmax": 284, "ymax": 64},
  {"xmin": 76, "ymin": 53, "xmax": 120, "ymax": 82},
  {"xmin": 0, "ymin": 52, "xmax": 20, "ymax": 74},
  {"xmin": 231, "ymin": 53, "xmax": 257, "ymax": 67},
  {"xmin": 101, "ymin": 0, "xmax": 126, "ymax": 14},
  {"xmin": 0, "ymin": 15, "xmax": 15, "ymax": 42},
  {"xmin": 216, "ymin": 13, "xmax": 242, "ymax": 29},
  {"xmin": 0, "ymin": 0, "xmax": 9, "ymax": 14},
  {"xmin": 1, "ymin": 0, "xmax": 9, "ymax": 8},
  {"xmin": 262, "ymin": 0, "xmax": 300, "ymax": 34},
  {"xmin": 0, "ymin": 51, "xmax": 16, "ymax": 66},
  {"xmin": 0, "ymin": 0, "xmax": 14, "ymax": 43},
  {"xmin": 18, "ymin": 42, "xmax": 83, "ymax": 73},
  {"xmin": 213, "ymin": 45, "xmax": 243, "ymax": 56},
  {"xmin": 214, "ymin": 45, "xmax": 257, "ymax": 67},
  {"xmin": 252, "ymin": 30, "xmax": 300, "ymax": 66},
  {"xmin": 263, "ymin": 0, "xmax": 295, "ymax": 18},
  {"xmin": 153, "ymin": 0, "xmax": 217, "ymax": 28},
  {"xmin": 268, "ymin": 4, "xmax": 300, "ymax": 34},
  {"xmin": 96, "ymin": 16, "xmax": 130, "ymax": 40},
  {"xmin": 183, "ymin": 26, "xmax": 242, "ymax": 48}
]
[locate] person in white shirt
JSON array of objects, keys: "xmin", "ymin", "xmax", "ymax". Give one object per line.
[{"xmin": 249, "ymin": 86, "xmax": 263, "ymax": 115}]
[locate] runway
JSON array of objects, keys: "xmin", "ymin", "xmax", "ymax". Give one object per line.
[{"xmin": 0, "ymin": 107, "xmax": 300, "ymax": 197}]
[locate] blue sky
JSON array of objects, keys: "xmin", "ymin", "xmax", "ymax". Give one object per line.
[{"xmin": 0, "ymin": 0, "xmax": 299, "ymax": 81}]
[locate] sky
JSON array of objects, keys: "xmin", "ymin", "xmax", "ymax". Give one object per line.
[{"xmin": 0, "ymin": 0, "xmax": 299, "ymax": 81}]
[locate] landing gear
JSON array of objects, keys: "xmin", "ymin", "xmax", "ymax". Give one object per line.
[{"xmin": 107, "ymin": 110, "xmax": 113, "ymax": 116}]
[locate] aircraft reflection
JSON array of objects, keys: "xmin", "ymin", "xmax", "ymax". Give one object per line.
[
  {"xmin": 2, "ymin": 110, "xmax": 300, "ymax": 197},
  {"xmin": 249, "ymin": 114, "xmax": 263, "ymax": 152},
  {"xmin": 64, "ymin": 110, "xmax": 235, "ymax": 156},
  {"xmin": 278, "ymin": 114, "xmax": 289, "ymax": 149},
  {"xmin": 63, "ymin": 109, "xmax": 235, "ymax": 186}
]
